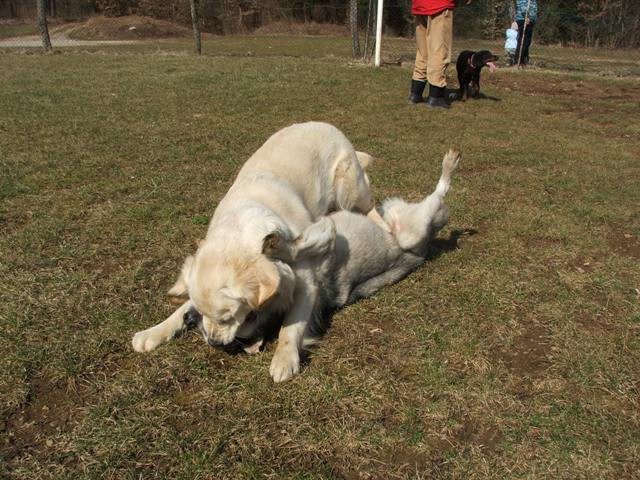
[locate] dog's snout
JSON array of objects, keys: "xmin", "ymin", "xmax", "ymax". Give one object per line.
[{"xmin": 184, "ymin": 307, "xmax": 202, "ymax": 329}]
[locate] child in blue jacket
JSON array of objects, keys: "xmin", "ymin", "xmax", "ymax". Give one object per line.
[{"xmin": 505, "ymin": 22, "xmax": 518, "ymax": 65}]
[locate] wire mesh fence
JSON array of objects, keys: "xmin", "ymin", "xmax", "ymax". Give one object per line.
[{"xmin": 1, "ymin": 1, "xmax": 639, "ymax": 63}]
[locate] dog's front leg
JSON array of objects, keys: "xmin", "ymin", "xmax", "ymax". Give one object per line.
[
  {"xmin": 132, "ymin": 301, "xmax": 192, "ymax": 352},
  {"xmin": 270, "ymin": 271, "xmax": 317, "ymax": 382},
  {"xmin": 472, "ymin": 75, "xmax": 480, "ymax": 98}
]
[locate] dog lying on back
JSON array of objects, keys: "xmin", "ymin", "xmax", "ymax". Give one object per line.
[
  {"xmin": 185, "ymin": 150, "xmax": 461, "ymax": 364},
  {"xmin": 456, "ymin": 50, "xmax": 498, "ymax": 101}
]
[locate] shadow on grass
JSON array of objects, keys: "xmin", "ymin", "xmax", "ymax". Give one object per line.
[
  {"xmin": 428, "ymin": 228, "xmax": 479, "ymax": 257},
  {"xmin": 447, "ymin": 89, "xmax": 501, "ymax": 103}
]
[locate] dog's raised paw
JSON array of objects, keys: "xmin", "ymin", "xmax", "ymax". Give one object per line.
[
  {"xmin": 269, "ymin": 347, "xmax": 300, "ymax": 382},
  {"xmin": 443, "ymin": 149, "xmax": 461, "ymax": 174},
  {"xmin": 132, "ymin": 329, "xmax": 162, "ymax": 352}
]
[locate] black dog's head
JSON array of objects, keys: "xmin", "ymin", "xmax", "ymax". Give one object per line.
[
  {"xmin": 184, "ymin": 305, "xmax": 266, "ymax": 354},
  {"xmin": 471, "ymin": 50, "xmax": 499, "ymax": 71},
  {"xmin": 184, "ymin": 306, "xmax": 203, "ymax": 330}
]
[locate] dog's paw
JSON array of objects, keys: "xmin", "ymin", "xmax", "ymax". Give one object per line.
[
  {"xmin": 132, "ymin": 329, "xmax": 163, "ymax": 352},
  {"xmin": 443, "ymin": 149, "xmax": 461, "ymax": 174},
  {"xmin": 269, "ymin": 346, "xmax": 300, "ymax": 383}
]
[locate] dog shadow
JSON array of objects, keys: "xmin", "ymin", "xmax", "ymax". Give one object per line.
[
  {"xmin": 428, "ymin": 228, "xmax": 478, "ymax": 258},
  {"xmin": 447, "ymin": 90, "xmax": 501, "ymax": 103}
]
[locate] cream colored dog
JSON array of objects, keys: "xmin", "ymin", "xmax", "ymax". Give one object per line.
[
  {"xmin": 132, "ymin": 122, "xmax": 386, "ymax": 382},
  {"xmin": 132, "ymin": 148, "xmax": 460, "ymax": 382}
]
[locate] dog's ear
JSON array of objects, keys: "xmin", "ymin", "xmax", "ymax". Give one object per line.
[
  {"xmin": 167, "ymin": 255, "xmax": 194, "ymax": 301},
  {"xmin": 247, "ymin": 259, "xmax": 280, "ymax": 310},
  {"xmin": 355, "ymin": 151, "xmax": 376, "ymax": 170},
  {"xmin": 262, "ymin": 232, "xmax": 294, "ymax": 262}
]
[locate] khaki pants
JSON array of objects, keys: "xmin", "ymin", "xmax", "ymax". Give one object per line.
[{"xmin": 412, "ymin": 10, "xmax": 453, "ymax": 88}]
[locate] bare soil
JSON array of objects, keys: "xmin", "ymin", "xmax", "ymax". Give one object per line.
[{"xmin": 67, "ymin": 15, "xmax": 191, "ymax": 40}]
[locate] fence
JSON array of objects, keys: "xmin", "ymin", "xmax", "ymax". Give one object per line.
[{"xmin": 1, "ymin": 1, "xmax": 639, "ymax": 52}]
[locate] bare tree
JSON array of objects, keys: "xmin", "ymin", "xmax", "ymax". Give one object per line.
[
  {"xmin": 190, "ymin": 0, "xmax": 202, "ymax": 54},
  {"xmin": 363, "ymin": 0, "xmax": 374, "ymax": 62},
  {"xmin": 36, "ymin": 0, "xmax": 52, "ymax": 51},
  {"xmin": 350, "ymin": 0, "xmax": 360, "ymax": 57}
]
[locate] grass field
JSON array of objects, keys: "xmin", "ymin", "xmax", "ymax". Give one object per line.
[
  {"xmin": 0, "ymin": 22, "xmax": 38, "ymax": 40},
  {"xmin": 1, "ymin": 36, "xmax": 639, "ymax": 479}
]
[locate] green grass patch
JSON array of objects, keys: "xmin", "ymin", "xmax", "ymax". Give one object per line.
[{"xmin": 1, "ymin": 36, "xmax": 639, "ymax": 479}]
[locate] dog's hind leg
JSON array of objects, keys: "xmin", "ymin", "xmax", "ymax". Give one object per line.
[
  {"xmin": 347, "ymin": 253, "xmax": 425, "ymax": 304},
  {"xmin": 334, "ymin": 150, "xmax": 391, "ymax": 232},
  {"xmin": 434, "ymin": 148, "xmax": 460, "ymax": 197},
  {"xmin": 382, "ymin": 149, "xmax": 460, "ymax": 252},
  {"xmin": 132, "ymin": 301, "xmax": 192, "ymax": 352}
]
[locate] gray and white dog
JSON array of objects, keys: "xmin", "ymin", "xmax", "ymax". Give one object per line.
[{"xmin": 187, "ymin": 148, "xmax": 461, "ymax": 358}]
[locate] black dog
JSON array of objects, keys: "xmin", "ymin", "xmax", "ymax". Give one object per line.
[{"xmin": 456, "ymin": 50, "xmax": 498, "ymax": 101}]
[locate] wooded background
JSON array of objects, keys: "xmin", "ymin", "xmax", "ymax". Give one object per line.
[{"xmin": 1, "ymin": 0, "xmax": 639, "ymax": 47}]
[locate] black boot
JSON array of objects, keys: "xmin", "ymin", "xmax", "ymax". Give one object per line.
[
  {"xmin": 426, "ymin": 84, "xmax": 450, "ymax": 110},
  {"xmin": 408, "ymin": 79, "xmax": 427, "ymax": 104}
]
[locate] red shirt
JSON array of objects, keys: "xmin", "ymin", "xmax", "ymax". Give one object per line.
[{"xmin": 412, "ymin": 0, "xmax": 456, "ymax": 16}]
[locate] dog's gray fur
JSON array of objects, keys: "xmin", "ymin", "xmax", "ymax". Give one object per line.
[{"xmin": 252, "ymin": 149, "xmax": 460, "ymax": 345}]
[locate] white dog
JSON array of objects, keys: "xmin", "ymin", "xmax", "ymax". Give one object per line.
[
  {"xmin": 132, "ymin": 122, "xmax": 387, "ymax": 382},
  {"xmin": 235, "ymin": 148, "xmax": 460, "ymax": 350},
  {"xmin": 134, "ymin": 149, "xmax": 460, "ymax": 380}
]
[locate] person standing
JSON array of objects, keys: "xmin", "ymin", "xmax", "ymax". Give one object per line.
[
  {"xmin": 514, "ymin": 0, "xmax": 537, "ymax": 66},
  {"xmin": 505, "ymin": 21, "xmax": 519, "ymax": 65},
  {"xmin": 408, "ymin": 0, "xmax": 457, "ymax": 110}
]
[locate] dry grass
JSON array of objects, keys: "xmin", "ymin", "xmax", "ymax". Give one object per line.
[
  {"xmin": 254, "ymin": 20, "xmax": 348, "ymax": 36},
  {"xmin": 66, "ymin": 15, "xmax": 191, "ymax": 40},
  {"xmin": 0, "ymin": 36, "xmax": 639, "ymax": 479}
]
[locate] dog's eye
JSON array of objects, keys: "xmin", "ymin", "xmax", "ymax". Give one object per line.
[{"xmin": 218, "ymin": 313, "xmax": 235, "ymax": 324}]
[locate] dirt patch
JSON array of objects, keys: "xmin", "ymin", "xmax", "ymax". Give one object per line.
[
  {"xmin": 569, "ymin": 250, "xmax": 608, "ymax": 273},
  {"xmin": 1, "ymin": 351, "xmax": 136, "ymax": 467},
  {"xmin": 495, "ymin": 323, "xmax": 550, "ymax": 378},
  {"xmin": 0, "ymin": 211, "xmax": 33, "ymax": 235},
  {"xmin": 517, "ymin": 234, "xmax": 567, "ymax": 250},
  {"xmin": 491, "ymin": 74, "xmax": 639, "ymax": 104},
  {"xmin": 455, "ymin": 416, "xmax": 503, "ymax": 451},
  {"xmin": 334, "ymin": 442, "xmax": 452, "ymax": 480},
  {"xmin": 67, "ymin": 15, "xmax": 190, "ymax": 40},
  {"xmin": 1, "ymin": 375, "xmax": 84, "ymax": 464},
  {"xmin": 607, "ymin": 229, "xmax": 640, "ymax": 260},
  {"xmin": 254, "ymin": 21, "xmax": 347, "ymax": 36}
]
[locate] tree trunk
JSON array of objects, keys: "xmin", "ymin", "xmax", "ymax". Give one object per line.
[
  {"xmin": 363, "ymin": 0, "xmax": 373, "ymax": 62},
  {"xmin": 190, "ymin": 0, "xmax": 202, "ymax": 55},
  {"xmin": 350, "ymin": 0, "xmax": 360, "ymax": 57},
  {"xmin": 37, "ymin": 0, "xmax": 52, "ymax": 51}
]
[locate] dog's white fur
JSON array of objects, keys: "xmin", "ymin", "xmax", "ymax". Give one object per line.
[
  {"xmin": 256, "ymin": 148, "xmax": 460, "ymax": 344},
  {"xmin": 132, "ymin": 122, "xmax": 386, "ymax": 382},
  {"xmin": 132, "ymin": 149, "xmax": 460, "ymax": 381}
]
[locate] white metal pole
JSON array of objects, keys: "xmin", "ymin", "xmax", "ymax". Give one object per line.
[{"xmin": 374, "ymin": 0, "xmax": 383, "ymax": 66}]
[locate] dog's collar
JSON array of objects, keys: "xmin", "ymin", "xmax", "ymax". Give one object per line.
[{"xmin": 467, "ymin": 54, "xmax": 477, "ymax": 70}]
